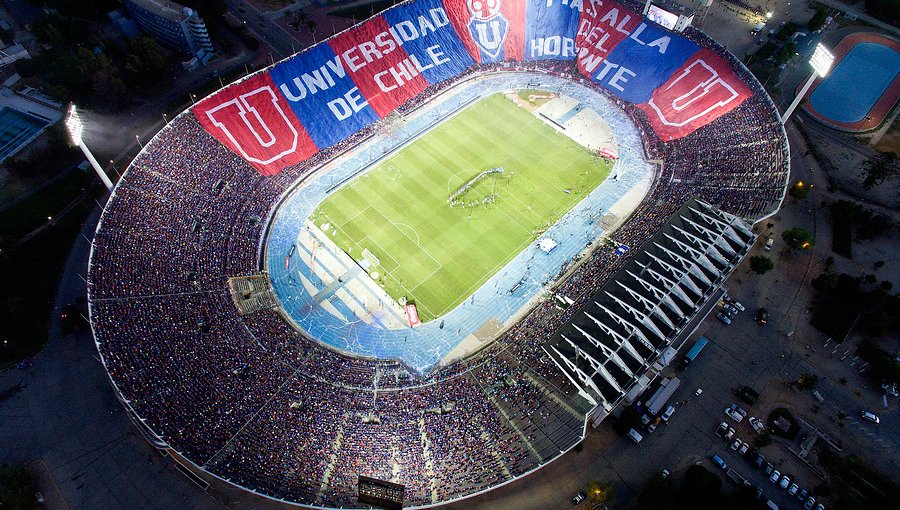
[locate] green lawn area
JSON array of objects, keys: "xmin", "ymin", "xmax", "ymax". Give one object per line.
[{"xmin": 312, "ymin": 93, "xmax": 611, "ymax": 322}]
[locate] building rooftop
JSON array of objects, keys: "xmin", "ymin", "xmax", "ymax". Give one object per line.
[{"xmin": 128, "ymin": 0, "xmax": 195, "ymax": 21}]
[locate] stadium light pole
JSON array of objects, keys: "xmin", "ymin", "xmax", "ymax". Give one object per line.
[
  {"xmin": 781, "ymin": 43, "xmax": 834, "ymax": 123},
  {"xmin": 65, "ymin": 104, "xmax": 113, "ymax": 191}
]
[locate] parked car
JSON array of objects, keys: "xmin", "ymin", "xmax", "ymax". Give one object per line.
[
  {"xmin": 738, "ymin": 441, "xmax": 750, "ymax": 455},
  {"xmin": 788, "ymin": 483, "xmax": 799, "ymax": 496},
  {"xmin": 730, "ymin": 439, "xmax": 742, "ymax": 451},
  {"xmin": 764, "ymin": 463, "xmax": 774, "ymax": 476},
  {"xmin": 749, "ymin": 416, "xmax": 766, "ymax": 433},
  {"xmin": 730, "ymin": 403, "xmax": 748, "ymax": 418},
  {"xmin": 712, "ymin": 454, "xmax": 728, "ymax": 470},
  {"xmin": 754, "ymin": 453, "xmax": 766, "ymax": 468},
  {"xmin": 757, "ymin": 307, "xmax": 769, "ymax": 325},
  {"xmin": 779, "ymin": 475, "xmax": 791, "ymax": 490},
  {"xmin": 814, "ymin": 503, "xmax": 825, "ymax": 510},
  {"xmin": 769, "ymin": 469, "xmax": 781, "ymax": 483},
  {"xmin": 628, "ymin": 428, "xmax": 643, "ymax": 443},
  {"xmin": 661, "ymin": 405, "xmax": 675, "ymax": 422},
  {"xmin": 764, "ymin": 237, "xmax": 774, "ymax": 251},
  {"xmin": 723, "ymin": 295, "xmax": 745, "ymax": 310},
  {"xmin": 716, "ymin": 421, "xmax": 729, "ymax": 437},
  {"xmin": 717, "ymin": 312, "xmax": 732, "ymax": 325},
  {"xmin": 797, "ymin": 488, "xmax": 808, "ymax": 501},
  {"xmin": 861, "ymin": 411, "xmax": 880, "ymax": 423},
  {"xmin": 572, "ymin": 491, "xmax": 586, "ymax": 504},
  {"xmin": 804, "ymin": 497, "xmax": 816, "ymax": 510},
  {"xmin": 725, "ymin": 427, "xmax": 736, "ymax": 441},
  {"xmin": 725, "ymin": 407, "xmax": 745, "ymax": 422},
  {"xmin": 723, "ymin": 304, "xmax": 739, "ymax": 317}
]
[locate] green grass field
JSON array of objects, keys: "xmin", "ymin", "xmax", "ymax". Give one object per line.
[{"xmin": 312, "ymin": 93, "xmax": 611, "ymax": 322}]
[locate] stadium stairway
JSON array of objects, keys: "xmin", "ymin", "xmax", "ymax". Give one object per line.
[
  {"xmin": 417, "ymin": 417, "xmax": 440, "ymax": 504},
  {"xmin": 315, "ymin": 418, "xmax": 346, "ymax": 505}
]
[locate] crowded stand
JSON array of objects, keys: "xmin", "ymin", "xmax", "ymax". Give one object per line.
[{"xmin": 88, "ymin": 0, "xmax": 789, "ymax": 506}]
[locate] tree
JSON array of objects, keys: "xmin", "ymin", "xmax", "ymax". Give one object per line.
[
  {"xmin": 754, "ymin": 431, "xmax": 773, "ymax": 447},
  {"xmin": 796, "ymin": 373, "xmax": 819, "ymax": 390},
  {"xmin": 587, "ymin": 480, "xmax": 615, "ymax": 505},
  {"xmin": 864, "ymin": 0, "xmax": 899, "ymax": 25},
  {"xmin": 777, "ymin": 42, "xmax": 797, "ymax": 64},
  {"xmin": 782, "ymin": 227, "xmax": 814, "ymax": 250},
  {"xmin": 808, "ymin": 7, "xmax": 829, "ymax": 31},
  {"xmin": 635, "ymin": 473, "xmax": 677, "ymax": 510},
  {"xmin": 678, "ymin": 465, "xmax": 724, "ymax": 510},
  {"xmin": 0, "ymin": 463, "xmax": 37, "ymax": 509},
  {"xmin": 749, "ymin": 255, "xmax": 774, "ymax": 275},
  {"xmin": 863, "ymin": 152, "xmax": 898, "ymax": 189},
  {"xmin": 124, "ymin": 36, "xmax": 171, "ymax": 91}
]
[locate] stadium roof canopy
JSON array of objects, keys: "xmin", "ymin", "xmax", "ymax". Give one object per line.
[{"xmin": 544, "ymin": 198, "xmax": 755, "ymax": 419}]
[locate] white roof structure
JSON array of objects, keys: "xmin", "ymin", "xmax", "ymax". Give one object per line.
[{"xmin": 544, "ymin": 198, "xmax": 755, "ymax": 421}]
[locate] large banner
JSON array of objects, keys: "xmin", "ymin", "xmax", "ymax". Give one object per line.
[
  {"xmin": 193, "ymin": 73, "xmax": 318, "ymax": 176},
  {"xmin": 269, "ymin": 43, "xmax": 380, "ymax": 150},
  {"xmin": 327, "ymin": 17, "xmax": 431, "ymax": 117},
  {"xmin": 193, "ymin": 0, "xmax": 754, "ymax": 175},
  {"xmin": 524, "ymin": 0, "xmax": 581, "ymax": 60},
  {"xmin": 382, "ymin": 0, "xmax": 476, "ymax": 83},
  {"xmin": 637, "ymin": 48, "xmax": 752, "ymax": 141},
  {"xmin": 443, "ymin": 0, "xmax": 526, "ymax": 62}
]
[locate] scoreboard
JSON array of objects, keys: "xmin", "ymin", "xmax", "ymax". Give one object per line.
[{"xmin": 642, "ymin": 0, "xmax": 695, "ymax": 32}]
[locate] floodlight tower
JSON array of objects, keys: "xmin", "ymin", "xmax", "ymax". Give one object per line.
[
  {"xmin": 65, "ymin": 104, "xmax": 114, "ymax": 191},
  {"xmin": 781, "ymin": 43, "xmax": 835, "ymax": 123}
]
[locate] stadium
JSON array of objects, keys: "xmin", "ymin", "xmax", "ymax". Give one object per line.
[{"xmin": 86, "ymin": 0, "xmax": 789, "ymax": 508}]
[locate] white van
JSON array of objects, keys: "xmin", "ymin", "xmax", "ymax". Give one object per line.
[{"xmin": 627, "ymin": 428, "xmax": 643, "ymax": 443}]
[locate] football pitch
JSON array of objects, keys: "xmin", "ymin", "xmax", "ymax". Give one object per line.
[{"xmin": 312, "ymin": 93, "xmax": 612, "ymax": 322}]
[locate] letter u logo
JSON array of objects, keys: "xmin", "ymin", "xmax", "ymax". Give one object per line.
[
  {"xmin": 469, "ymin": 17, "xmax": 508, "ymax": 59},
  {"xmin": 205, "ymin": 87, "xmax": 299, "ymax": 165},
  {"xmin": 647, "ymin": 60, "xmax": 740, "ymax": 127}
]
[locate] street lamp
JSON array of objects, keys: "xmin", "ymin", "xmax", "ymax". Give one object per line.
[
  {"xmin": 65, "ymin": 104, "xmax": 113, "ymax": 191},
  {"xmin": 781, "ymin": 43, "xmax": 834, "ymax": 123}
]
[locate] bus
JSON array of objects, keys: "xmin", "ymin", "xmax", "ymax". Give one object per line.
[{"xmin": 680, "ymin": 337, "xmax": 710, "ymax": 368}]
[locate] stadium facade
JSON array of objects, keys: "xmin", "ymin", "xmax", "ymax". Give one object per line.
[
  {"xmin": 87, "ymin": 0, "xmax": 790, "ymax": 507},
  {"xmin": 546, "ymin": 198, "xmax": 755, "ymax": 420},
  {"xmin": 125, "ymin": 0, "xmax": 214, "ymax": 58}
]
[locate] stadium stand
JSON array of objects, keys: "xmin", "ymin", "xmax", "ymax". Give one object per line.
[{"xmin": 87, "ymin": 0, "xmax": 789, "ymax": 507}]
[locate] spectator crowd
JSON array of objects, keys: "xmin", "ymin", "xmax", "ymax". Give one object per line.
[{"xmin": 88, "ymin": 19, "xmax": 788, "ymax": 508}]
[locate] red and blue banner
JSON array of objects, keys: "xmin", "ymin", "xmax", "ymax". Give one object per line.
[
  {"xmin": 193, "ymin": 0, "xmax": 754, "ymax": 175},
  {"xmin": 327, "ymin": 17, "xmax": 430, "ymax": 117},
  {"xmin": 193, "ymin": 73, "xmax": 318, "ymax": 176},
  {"xmin": 524, "ymin": 0, "xmax": 580, "ymax": 60},
  {"xmin": 637, "ymin": 48, "xmax": 753, "ymax": 141},
  {"xmin": 269, "ymin": 43, "xmax": 380, "ymax": 150},
  {"xmin": 443, "ymin": 0, "xmax": 526, "ymax": 62},
  {"xmin": 382, "ymin": 0, "xmax": 476, "ymax": 83}
]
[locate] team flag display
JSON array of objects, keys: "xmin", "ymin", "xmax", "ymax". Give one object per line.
[{"xmin": 193, "ymin": 0, "xmax": 752, "ymax": 175}]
